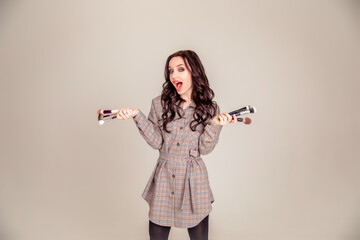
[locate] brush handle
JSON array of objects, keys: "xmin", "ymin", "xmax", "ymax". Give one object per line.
[
  {"xmin": 228, "ymin": 106, "xmax": 256, "ymax": 116},
  {"xmin": 104, "ymin": 115, "xmax": 117, "ymax": 121},
  {"xmin": 228, "ymin": 106, "xmax": 248, "ymax": 116},
  {"xmin": 234, "ymin": 111, "xmax": 248, "ymax": 116},
  {"xmin": 102, "ymin": 110, "xmax": 118, "ymax": 114},
  {"xmin": 99, "ymin": 115, "xmax": 117, "ymax": 124},
  {"xmin": 103, "ymin": 113, "xmax": 117, "ymax": 117}
]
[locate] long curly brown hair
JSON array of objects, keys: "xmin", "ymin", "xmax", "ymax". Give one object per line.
[{"xmin": 160, "ymin": 50, "xmax": 217, "ymax": 133}]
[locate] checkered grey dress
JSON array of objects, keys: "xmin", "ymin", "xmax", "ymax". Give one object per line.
[{"xmin": 133, "ymin": 95, "xmax": 223, "ymax": 228}]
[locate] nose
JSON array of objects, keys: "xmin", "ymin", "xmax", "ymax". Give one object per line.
[{"xmin": 170, "ymin": 70, "xmax": 178, "ymax": 79}]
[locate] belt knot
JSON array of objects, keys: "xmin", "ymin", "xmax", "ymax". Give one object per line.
[{"xmin": 181, "ymin": 149, "xmax": 200, "ymax": 213}]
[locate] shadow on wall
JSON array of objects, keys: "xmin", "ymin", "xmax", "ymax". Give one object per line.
[
  {"xmin": 351, "ymin": 0, "xmax": 360, "ymax": 16},
  {"xmin": 0, "ymin": 0, "xmax": 19, "ymax": 28},
  {"xmin": 351, "ymin": 210, "xmax": 360, "ymax": 240},
  {"xmin": 0, "ymin": 0, "xmax": 12, "ymax": 14},
  {"xmin": 0, "ymin": 215, "xmax": 14, "ymax": 240}
]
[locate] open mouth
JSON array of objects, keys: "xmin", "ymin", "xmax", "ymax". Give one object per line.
[{"xmin": 173, "ymin": 81, "xmax": 183, "ymax": 91}]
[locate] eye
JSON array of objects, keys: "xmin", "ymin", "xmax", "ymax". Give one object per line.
[
  {"xmin": 178, "ymin": 67, "xmax": 184, "ymax": 72},
  {"xmin": 169, "ymin": 69, "xmax": 174, "ymax": 74}
]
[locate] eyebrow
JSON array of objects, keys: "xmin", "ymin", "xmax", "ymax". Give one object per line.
[{"xmin": 168, "ymin": 64, "xmax": 184, "ymax": 69}]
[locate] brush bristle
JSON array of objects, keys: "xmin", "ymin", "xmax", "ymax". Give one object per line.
[{"xmin": 244, "ymin": 117, "xmax": 252, "ymax": 124}]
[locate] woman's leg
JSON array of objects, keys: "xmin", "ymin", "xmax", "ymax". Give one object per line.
[
  {"xmin": 149, "ymin": 220, "xmax": 171, "ymax": 240},
  {"xmin": 187, "ymin": 215, "xmax": 209, "ymax": 240}
]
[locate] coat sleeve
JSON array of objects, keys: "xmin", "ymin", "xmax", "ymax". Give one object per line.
[
  {"xmin": 133, "ymin": 99, "xmax": 163, "ymax": 150},
  {"xmin": 198, "ymin": 104, "xmax": 223, "ymax": 155}
]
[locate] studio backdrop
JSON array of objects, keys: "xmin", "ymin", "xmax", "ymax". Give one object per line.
[{"xmin": 1, "ymin": 0, "xmax": 359, "ymax": 239}]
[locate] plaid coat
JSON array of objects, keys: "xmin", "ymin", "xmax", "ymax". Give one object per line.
[{"xmin": 133, "ymin": 95, "xmax": 223, "ymax": 228}]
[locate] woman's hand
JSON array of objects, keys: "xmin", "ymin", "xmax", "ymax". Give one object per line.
[
  {"xmin": 212, "ymin": 113, "xmax": 237, "ymax": 126},
  {"xmin": 116, "ymin": 108, "xmax": 139, "ymax": 120}
]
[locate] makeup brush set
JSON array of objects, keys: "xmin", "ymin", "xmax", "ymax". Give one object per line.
[
  {"xmin": 97, "ymin": 106, "xmax": 256, "ymax": 126},
  {"xmin": 97, "ymin": 109, "xmax": 119, "ymax": 125},
  {"xmin": 228, "ymin": 105, "xmax": 256, "ymax": 124}
]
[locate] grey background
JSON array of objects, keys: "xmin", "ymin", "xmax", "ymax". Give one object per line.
[{"xmin": 1, "ymin": 0, "xmax": 359, "ymax": 239}]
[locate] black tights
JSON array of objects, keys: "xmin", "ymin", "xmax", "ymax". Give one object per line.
[{"xmin": 149, "ymin": 215, "xmax": 209, "ymax": 240}]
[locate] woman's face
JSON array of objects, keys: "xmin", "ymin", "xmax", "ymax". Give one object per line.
[{"xmin": 168, "ymin": 56, "xmax": 193, "ymax": 101}]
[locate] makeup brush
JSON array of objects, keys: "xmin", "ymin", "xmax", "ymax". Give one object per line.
[
  {"xmin": 233, "ymin": 107, "xmax": 256, "ymax": 116},
  {"xmin": 97, "ymin": 109, "xmax": 119, "ymax": 115},
  {"xmin": 98, "ymin": 115, "xmax": 117, "ymax": 125},
  {"xmin": 97, "ymin": 108, "xmax": 137, "ymax": 125},
  {"xmin": 228, "ymin": 106, "xmax": 250, "ymax": 116},
  {"xmin": 98, "ymin": 114, "xmax": 115, "ymax": 121},
  {"xmin": 237, "ymin": 117, "xmax": 252, "ymax": 124},
  {"xmin": 216, "ymin": 114, "xmax": 252, "ymax": 124},
  {"xmin": 97, "ymin": 109, "xmax": 118, "ymax": 125},
  {"xmin": 224, "ymin": 105, "xmax": 256, "ymax": 124},
  {"xmin": 99, "ymin": 113, "xmax": 117, "ymax": 118}
]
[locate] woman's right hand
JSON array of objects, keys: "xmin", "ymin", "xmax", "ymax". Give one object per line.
[
  {"xmin": 116, "ymin": 108, "xmax": 139, "ymax": 120},
  {"xmin": 212, "ymin": 112, "xmax": 237, "ymax": 126}
]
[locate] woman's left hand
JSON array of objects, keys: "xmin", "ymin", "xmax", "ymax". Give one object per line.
[{"xmin": 212, "ymin": 113, "xmax": 237, "ymax": 126}]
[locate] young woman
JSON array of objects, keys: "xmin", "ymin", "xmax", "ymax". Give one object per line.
[{"xmin": 116, "ymin": 50, "xmax": 236, "ymax": 240}]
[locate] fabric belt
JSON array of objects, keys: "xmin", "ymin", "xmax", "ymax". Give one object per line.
[{"xmin": 159, "ymin": 150, "xmax": 201, "ymax": 213}]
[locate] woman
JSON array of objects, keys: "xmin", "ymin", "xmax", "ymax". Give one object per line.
[{"xmin": 116, "ymin": 50, "xmax": 236, "ymax": 240}]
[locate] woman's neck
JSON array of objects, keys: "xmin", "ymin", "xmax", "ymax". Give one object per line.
[
  {"xmin": 180, "ymin": 94, "xmax": 192, "ymax": 104},
  {"xmin": 180, "ymin": 99, "xmax": 193, "ymax": 110}
]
